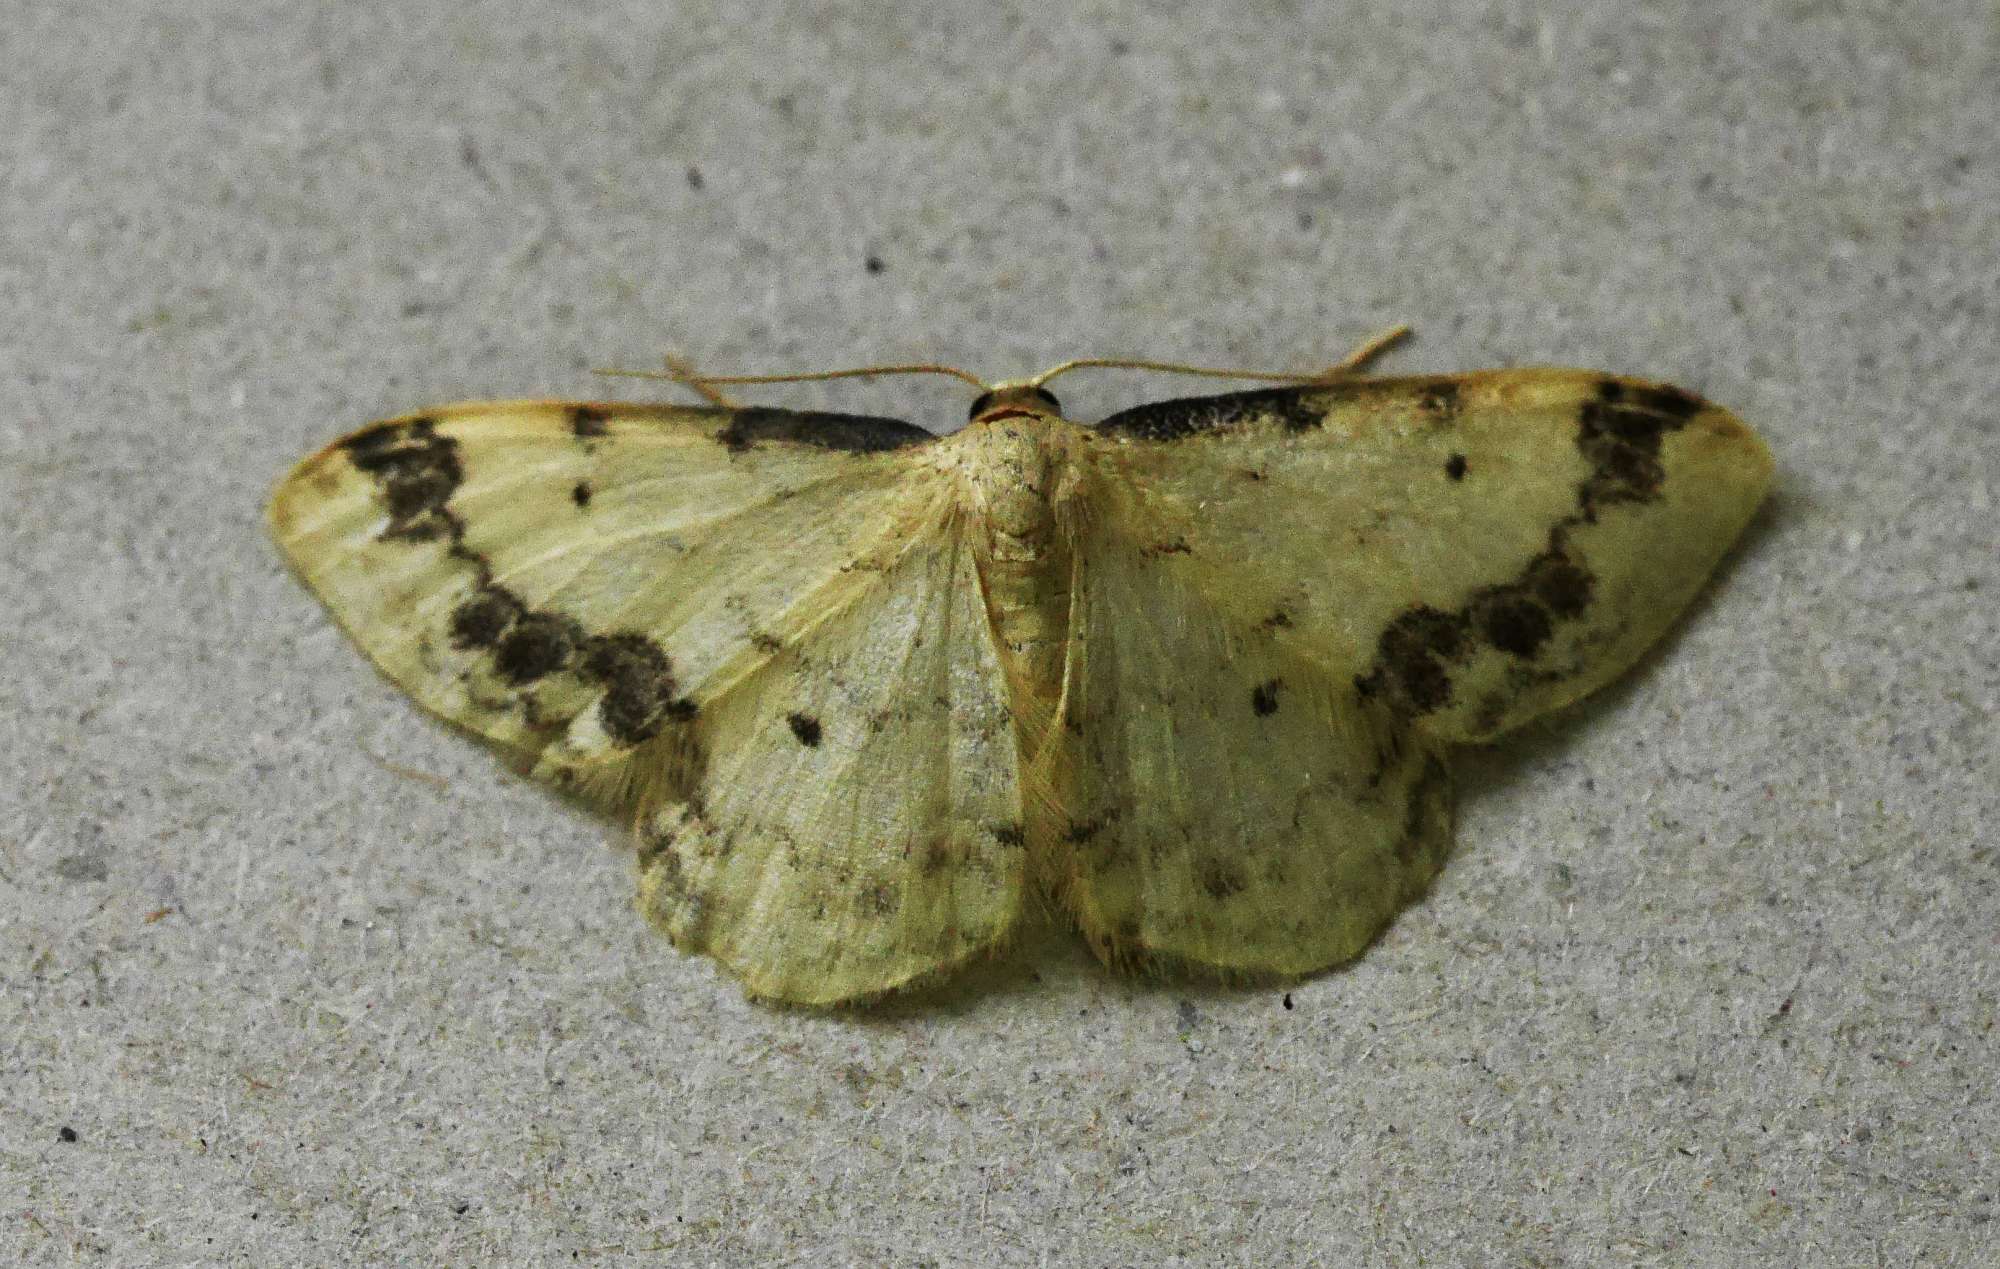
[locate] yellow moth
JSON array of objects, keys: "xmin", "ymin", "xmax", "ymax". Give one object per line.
[{"xmin": 267, "ymin": 331, "xmax": 1771, "ymax": 1005}]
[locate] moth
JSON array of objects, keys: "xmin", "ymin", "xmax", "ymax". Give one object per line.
[{"xmin": 268, "ymin": 331, "xmax": 1772, "ymax": 1005}]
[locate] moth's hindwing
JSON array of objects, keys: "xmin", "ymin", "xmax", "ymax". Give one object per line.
[{"xmin": 635, "ymin": 516, "xmax": 1028, "ymax": 1005}]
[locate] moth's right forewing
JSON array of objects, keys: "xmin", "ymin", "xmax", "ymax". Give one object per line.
[{"xmin": 267, "ymin": 401, "xmax": 940, "ymax": 812}]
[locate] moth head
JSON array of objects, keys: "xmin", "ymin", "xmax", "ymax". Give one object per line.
[{"xmin": 966, "ymin": 382, "xmax": 1065, "ymax": 423}]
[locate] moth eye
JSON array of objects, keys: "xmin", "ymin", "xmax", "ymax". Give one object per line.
[
  {"xmin": 966, "ymin": 391, "xmax": 997, "ymax": 420},
  {"xmin": 1032, "ymin": 386, "xmax": 1063, "ymax": 414}
]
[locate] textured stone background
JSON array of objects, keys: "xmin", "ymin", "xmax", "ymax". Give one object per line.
[{"xmin": 4, "ymin": 1, "xmax": 1994, "ymax": 1262}]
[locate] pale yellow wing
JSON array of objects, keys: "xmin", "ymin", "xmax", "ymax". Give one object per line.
[
  {"xmin": 1090, "ymin": 371, "xmax": 1773, "ymax": 743},
  {"xmin": 1052, "ymin": 369, "xmax": 1770, "ymax": 973},
  {"xmin": 636, "ymin": 515, "xmax": 1026, "ymax": 1005},
  {"xmin": 1049, "ymin": 490, "xmax": 1453, "ymax": 975},
  {"xmin": 269, "ymin": 399, "xmax": 1026, "ymax": 1004},
  {"xmin": 267, "ymin": 399, "xmax": 939, "ymax": 811}
]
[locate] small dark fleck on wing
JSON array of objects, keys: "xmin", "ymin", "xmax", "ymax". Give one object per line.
[{"xmin": 1251, "ymin": 679, "xmax": 1282, "ymax": 716}]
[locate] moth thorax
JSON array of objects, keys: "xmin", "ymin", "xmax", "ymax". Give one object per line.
[{"xmin": 961, "ymin": 426, "xmax": 1065, "ymax": 554}]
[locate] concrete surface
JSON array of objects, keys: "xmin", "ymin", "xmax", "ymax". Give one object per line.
[{"xmin": 3, "ymin": 0, "xmax": 1995, "ymax": 1262}]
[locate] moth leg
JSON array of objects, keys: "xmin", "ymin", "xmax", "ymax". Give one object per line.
[{"xmin": 1315, "ymin": 323, "xmax": 1414, "ymax": 378}]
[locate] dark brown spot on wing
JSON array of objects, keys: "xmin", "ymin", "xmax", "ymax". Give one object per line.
[
  {"xmin": 450, "ymin": 587, "xmax": 525, "ymax": 650},
  {"xmin": 1445, "ymin": 453, "xmax": 1468, "ymax": 481},
  {"xmin": 494, "ymin": 612, "xmax": 583, "ymax": 684},
  {"xmin": 787, "ymin": 712, "xmax": 823, "ymax": 746},
  {"xmin": 1575, "ymin": 378, "xmax": 1701, "ymax": 515},
  {"xmin": 1522, "ymin": 545, "xmax": 1593, "ymax": 618},
  {"xmin": 571, "ymin": 481, "xmax": 592, "ymax": 507},
  {"xmin": 581, "ymin": 633, "xmax": 692, "ymax": 744},
  {"xmin": 342, "ymin": 418, "xmax": 462, "ymax": 542},
  {"xmin": 1251, "ymin": 678, "xmax": 1281, "ymax": 716},
  {"xmin": 570, "ymin": 405, "xmax": 610, "ymax": 439},
  {"xmin": 1598, "ymin": 378, "xmax": 1702, "ymax": 420},
  {"xmin": 1200, "ymin": 859, "xmax": 1246, "ymax": 900},
  {"xmin": 1469, "ymin": 593, "xmax": 1552, "ymax": 659},
  {"xmin": 1356, "ymin": 605, "xmax": 1465, "ymax": 713},
  {"xmin": 1417, "ymin": 380, "xmax": 1462, "ymax": 419}
]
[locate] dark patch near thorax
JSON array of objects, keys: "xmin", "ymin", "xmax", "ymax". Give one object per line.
[
  {"xmin": 787, "ymin": 712, "xmax": 823, "ymax": 746},
  {"xmin": 719, "ymin": 407, "xmax": 932, "ymax": 453},
  {"xmin": 1096, "ymin": 375, "xmax": 1470, "ymax": 441},
  {"xmin": 1095, "ymin": 385, "xmax": 1333, "ymax": 440}
]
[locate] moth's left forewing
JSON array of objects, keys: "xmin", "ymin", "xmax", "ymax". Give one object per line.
[{"xmin": 1049, "ymin": 370, "xmax": 1769, "ymax": 977}]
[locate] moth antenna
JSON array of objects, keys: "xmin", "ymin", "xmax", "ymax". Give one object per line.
[
  {"xmin": 594, "ymin": 361, "xmax": 991, "ymax": 391},
  {"xmin": 1317, "ymin": 323, "xmax": 1413, "ymax": 377},
  {"xmin": 1025, "ymin": 324, "xmax": 1413, "ymax": 389},
  {"xmin": 660, "ymin": 353, "xmax": 742, "ymax": 409}
]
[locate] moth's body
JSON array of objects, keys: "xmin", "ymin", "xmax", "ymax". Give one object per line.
[
  {"xmin": 931, "ymin": 388, "xmax": 1090, "ymax": 865},
  {"xmin": 937, "ymin": 394, "xmax": 1077, "ymax": 730},
  {"xmin": 270, "ymin": 358, "xmax": 1772, "ymax": 1005}
]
